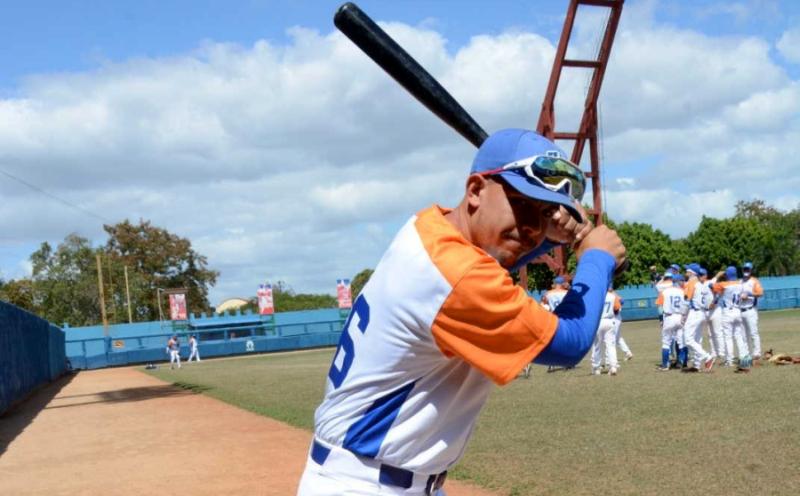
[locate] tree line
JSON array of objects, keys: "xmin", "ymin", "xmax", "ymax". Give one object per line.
[
  {"xmin": 0, "ymin": 220, "xmax": 219, "ymax": 327},
  {"xmin": 2, "ymin": 200, "xmax": 798, "ymax": 325},
  {"xmin": 527, "ymin": 199, "xmax": 800, "ymax": 290}
]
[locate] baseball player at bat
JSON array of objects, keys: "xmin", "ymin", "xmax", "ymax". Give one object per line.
[{"xmin": 297, "ymin": 129, "xmax": 626, "ymax": 495}]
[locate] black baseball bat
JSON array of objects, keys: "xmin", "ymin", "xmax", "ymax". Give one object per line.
[
  {"xmin": 333, "ymin": 3, "xmax": 629, "ymax": 275},
  {"xmin": 334, "ymin": 2, "xmax": 488, "ymax": 148}
]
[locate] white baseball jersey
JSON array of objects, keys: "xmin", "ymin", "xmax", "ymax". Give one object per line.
[
  {"xmin": 542, "ymin": 288, "xmax": 567, "ymax": 312},
  {"xmin": 601, "ymin": 291, "xmax": 621, "ymax": 320},
  {"xmin": 656, "ymin": 286, "xmax": 684, "ymax": 315},
  {"xmin": 655, "ymin": 279, "xmax": 673, "ymax": 294},
  {"xmin": 685, "ymin": 277, "xmax": 711, "ymax": 311},
  {"xmin": 713, "ymin": 280, "xmax": 742, "ymax": 309},
  {"xmin": 739, "ymin": 276, "xmax": 763, "ymax": 310},
  {"xmin": 313, "ymin": 206, "xmax": 558, "ymax": 475}
]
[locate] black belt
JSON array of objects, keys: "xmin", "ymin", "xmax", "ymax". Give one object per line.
[
  {"xmin": 741, "ymin": 307, "xmax": 755, "ymax": 312},
  {"xmin": 311, "ymin": 440, "xmax": 447, "ymax": 494}
]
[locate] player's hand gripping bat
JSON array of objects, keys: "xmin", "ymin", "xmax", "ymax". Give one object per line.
[{"xmin": 333, "ymin": 2, "xmax": 628, "ymax": 275}]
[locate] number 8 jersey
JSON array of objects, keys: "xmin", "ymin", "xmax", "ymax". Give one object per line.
[{"xmin": 313, "ymin": 206, "xmax": 558, "ymax": 475}]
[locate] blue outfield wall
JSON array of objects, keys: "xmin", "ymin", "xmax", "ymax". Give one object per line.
[
  {"xmin": 0, "ymin": 301, "xmax": 67, "ymax": 415},
  {"xmin": 65, "ymin": 276, "xmax": 800, "ymax": 370},
  {"xmin": 66, "ymin": 308, "xmax": 348, "ymax": 370}
]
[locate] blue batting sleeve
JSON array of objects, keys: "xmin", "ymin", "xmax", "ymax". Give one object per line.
[
  {"xmin": 533, "ymin": 249, "xmax": 615, "ymax": 366},
  {"xmin": 511, "ymin": 239, "xmax": 558, "ymax": 272}
]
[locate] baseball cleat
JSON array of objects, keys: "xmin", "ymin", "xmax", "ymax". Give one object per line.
[
  {"xmin": 592, "ymin": 367, "xmax": 601, "ymax": 376},
  {"xmin": 625, "ymin": 352, "xmax": 634, "ymax": 361},
  {"xmin": 703, "ymin": 357, "xmax": 715, "ymax": 372},
  {"xmin": 609, "ymin": 367, "xmax": 618, "ymax": 376}
]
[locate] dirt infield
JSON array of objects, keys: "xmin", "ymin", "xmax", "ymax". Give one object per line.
[{"xmin": 0, "ymin": 367, "xmax": 497, "ymax": 496}]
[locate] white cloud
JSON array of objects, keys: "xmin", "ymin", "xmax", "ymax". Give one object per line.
[
  {"xmin": 606, "ymin": 188, "xmax": 738, "ymax": 237},
  {"xmin": 777, "ymin": 27, "xmax": 800, "ymax": 64},
  {"xmin": 1, "ymin": 9, "xmax": 799, "ymax": 303}
]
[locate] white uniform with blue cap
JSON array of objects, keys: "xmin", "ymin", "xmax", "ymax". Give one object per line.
[
  {"xmin": 713, "ymin": 267, "xmax": 748, "ymax": 366},
  {"xmin": 298, "ymin": 129, "xmax": 615, "ymax": 495},
  {"xmin": 681, "ymin": 264, "xmax": 714, "ymax": 370},
  {"xmin": 739, "ymin": 262, "xmax": 763, "ymax": 359}
]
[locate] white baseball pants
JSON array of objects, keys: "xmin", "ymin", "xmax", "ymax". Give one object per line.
[
  {"xmin": 683, "ymin": 310, "xmax": 712, "ymax": 367},
  {"xmin": 188, "ymin": 348, "xmax": 201, "ymax": 362},
  {"xmin": 661, "ymin": 314, "xmax": 682, "ymax": 352},
  {"xmin": 721, "ymin": 308, "xmax": 747, "ymax": 363},
  {"xmin": 706, "ymin": 307, "xmax": 723, "ymax": 359},
  {"xmin": 169, "ymin": 350, "xmax": 181, "ymax": 368},
  {"xmin": 614, "ymin": 318, "xmax": 632, "ymax": 356},
  {"xmin": 591, "ymin": 318, "xmax": 618, "ymax": 370},
  {"xmin": 740, "ymin": 308, "xmax": 761, "ymax": 357},
  {"xmin": 297, "ymin": 440, "xmax": 446, "ymax": 495}
]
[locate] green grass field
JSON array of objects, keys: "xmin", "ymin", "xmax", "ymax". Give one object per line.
[{"xmin": 147, "ymin": 309, "xmax": 800, "ymax": 495}]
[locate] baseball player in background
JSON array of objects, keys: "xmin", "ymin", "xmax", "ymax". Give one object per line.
[
  {"xmin": 591, "ymin": 286, "xmax": 621, "ymax": 375},
  {"xmin": 739, "ymin": 261, "xmax": 764, "ymax": 359},
  {"xmin": 167, "ymin": 335, "xmax": 181, "ymax": 370},
  {"xmin": 700, "ymin": 268, "xmax": 724, "ymax": 360},
  {"xmin": 713, "ymin": 266, "xmax": 752, "ymax": 371},
  {"xmin": 612, "ymin": 289, "xmax": 633, "ymax": 361},
  {"xmin": 187, "ymin": 335, "xmax": 201, "ymax": 362},
  {"xmin": 297, "ymin": 129, "xmax": 626, "ymax": 495},
  {"xmin": 541, "ymin": 276, "xmax": 569, "ymax": 312},
  {"xmin": 539, "ymin": 275, "xmax": 571, "ymax": 374},
  {"xmin": 681, "ymin": 264, "xmax": 715, "ymax": 372},
  {"xmin": 656, "ymin": 272, "xmax": 683, "ymax": 370}
]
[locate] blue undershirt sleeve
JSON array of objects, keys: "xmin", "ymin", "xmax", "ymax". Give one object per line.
[{"xmin": 533, "ymin": 249, "xmax": 616, "ymax": 367}]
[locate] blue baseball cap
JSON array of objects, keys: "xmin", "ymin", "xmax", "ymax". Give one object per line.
[
  {"xmin": 673, "ymin": 274, "xmax": 685, "ymax": 282},
  {"xmin": 684, "ymin": 263, "xmax": 701, "ymax": 275},
  {"xmin": 554, "ymin": 276, "xmax": 565, "ymax": 285},
  {"xmin": 726, "ymin": 266, "xmax": 738, "ymax": 280},
  {"xmin": 669, "ymin": 264, "xmax": 680, "ymax": 272},
  {"xmin": 698, "ymin": 268, "xmax": 708, "ymax": 276},
  {"xmin": 663, "ymin": 271, "xmax": 673, "ymax": 278},
  {"xmin": 471, "ymin": 128, "xmax": 582, "ymax": 222},
  {"xmin": 742, "ymin": 261, "xmax": 753, "ymax": 270}
]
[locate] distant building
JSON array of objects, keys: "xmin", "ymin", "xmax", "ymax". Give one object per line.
[{"xmin": 215, "ymin": 297, "xmax": 249, "ymax": 315}]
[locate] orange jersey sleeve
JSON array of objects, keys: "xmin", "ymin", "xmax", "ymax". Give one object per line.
[
  {"xmin": 614, "ymin": 295, "xmax": 621, "ymax": 312},
  {"xmin": 656, "ymin": 292, "xmax": 664, "ymax": 306},
  {"xmin": 430, "ymin": 257, "xmax": 558, "ymax": 386},
  {"xmin": 752, "ymin": 278, "xmax": 764, "ymax": 296},
  {"xmin": 684, "ymin": 279, "xmax": 696, "ymax": 300}
]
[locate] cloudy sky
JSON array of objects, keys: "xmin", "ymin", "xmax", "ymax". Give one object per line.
[{"xmin": 1, "ymin": 0, "xmax": 799, "ymax": 304}]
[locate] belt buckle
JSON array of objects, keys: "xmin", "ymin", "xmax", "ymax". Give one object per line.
[{"xmin": 425, "ymin": 470, "xmax": 447, "ymax": 495}]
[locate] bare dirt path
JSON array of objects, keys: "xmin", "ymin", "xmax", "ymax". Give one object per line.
[{"xmin": 0, "ymin": 368, "xmax": 497, "ymax": 496}]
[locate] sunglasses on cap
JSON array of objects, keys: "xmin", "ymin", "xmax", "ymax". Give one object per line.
[{"xmin": 476, "ymin": 154, "xmax": 586, "ymax": 201}]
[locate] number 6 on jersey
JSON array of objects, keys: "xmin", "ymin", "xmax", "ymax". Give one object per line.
[{"xmin": 328, "ymin": 295, "xmax": 370, "ymax": 388}]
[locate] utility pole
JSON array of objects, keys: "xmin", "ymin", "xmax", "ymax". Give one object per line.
[
  {"xmin": 124, "ymin": 265, "xmax": 133, "ymax": 323},
  {"xmin": 96, "ymin": 254, "xmax": 109, "ymax": 336}
]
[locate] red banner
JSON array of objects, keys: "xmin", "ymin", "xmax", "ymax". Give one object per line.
[
  {"xmin": 337, "ymin": 279, "xmax": 352, "ymax": 309},
  {"xmin": 168, "ymin": 292, "xmax": 188, "ymax": 321},
  {"xmin": 257, "ymin": 284, "xmax": 274, "ymax": 315}
]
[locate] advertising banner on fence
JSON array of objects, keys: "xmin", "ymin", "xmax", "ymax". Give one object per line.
[
  {"xmin": 257, "ymin": 284, "xmax": 274, "ymax": 315},
  {"xmin": 337, "ymin": 279, "xmax": 352, "ymax": 309},
  {"xmin": 168, "ymin": 292, "xmax": 188, "ymax": 321}
]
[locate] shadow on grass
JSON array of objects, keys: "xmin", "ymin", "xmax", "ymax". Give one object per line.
[{"xmin": 0, "ymin": 372, "xmax": 76, "ymax": 457}]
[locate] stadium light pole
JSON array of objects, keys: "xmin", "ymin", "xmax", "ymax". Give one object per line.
[{"xmin": 156, "ymin": 288, "xmax": 165, "ymax": 323}]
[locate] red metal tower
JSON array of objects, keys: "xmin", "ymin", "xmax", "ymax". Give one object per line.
[{"xmin": 521, "ymin": 0, "xmax": 624, "ymax": 286}]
